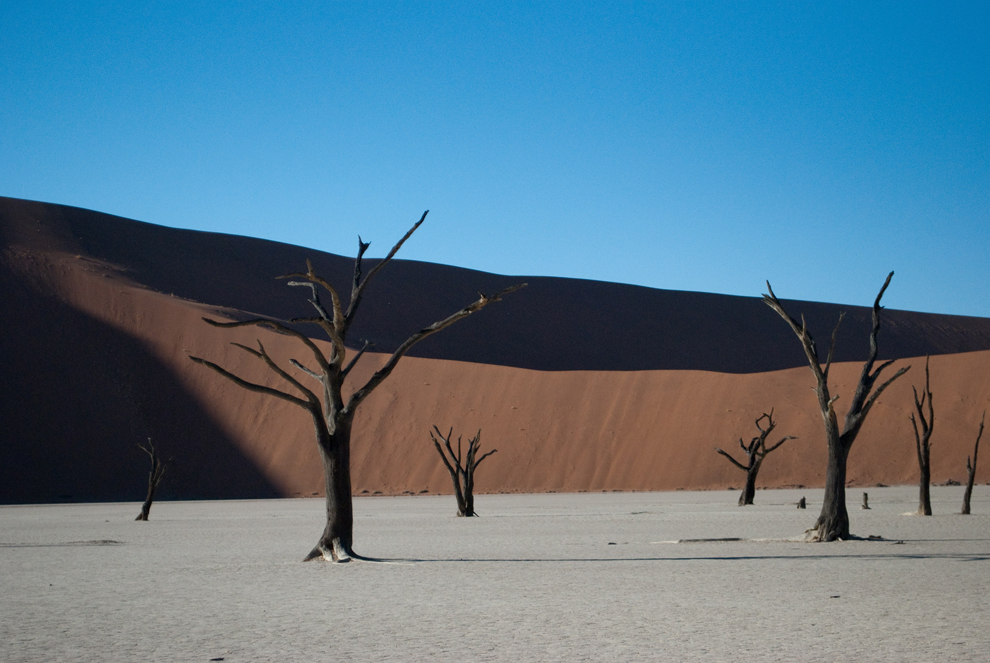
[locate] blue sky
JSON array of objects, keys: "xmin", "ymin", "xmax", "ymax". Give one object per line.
[{"xmin": 3, "ymin": 2, "xmax": 987, "ymax": 317}]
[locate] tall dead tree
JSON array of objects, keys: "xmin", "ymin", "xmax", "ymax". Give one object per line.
[
  {"xmin": 715, "ymin": 410, "xmax": 796, "ymax": 506},
  {"xmin": 190, "ymin": 211, "xmax": 524, "ymax": 561},
  {"xmin": 910, "ymin": 356, "xmax": 934, "ymax": 515},
  {"xmin": 135, "ymin": 438, "xmax": 168, "ymax": 521},
  {"xmin": 763, "ymin": 272, "xmax": 909, "ymax": 541},
  {"xmin": 961, "ymin": 411, "xmax": 985, "ymax": 515},
  {"xmin": 430, "ymin": 426, "xmax": 496, "ymax": 517}
]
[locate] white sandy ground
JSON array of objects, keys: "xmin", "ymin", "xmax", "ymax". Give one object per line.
[{"xmin": 1, "ymin": 486, "xmax": 988, "ymax": 663}]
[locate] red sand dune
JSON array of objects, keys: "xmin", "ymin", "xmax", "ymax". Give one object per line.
[{"xmin": 2, "ymin": 197, "xmax": 989, "ymax": 503}]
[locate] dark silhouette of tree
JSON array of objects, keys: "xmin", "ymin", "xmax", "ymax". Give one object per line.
[
  {"xmin": 135, "ymin": 438, "xmax": 168, "ymax": 521},
  {"xmin": 715, "ymin": 410, "xmax": 795, "ymax": 505},
  {"xmin": 961, "ymin": 411, "xmax": 985, "ymax": 515},
  {"xmin": 190, "ymin": 212, "xmax": 524, "ymax": 561},
  {"xmin": 763, "ymin": 272, "xmax": 909, "ymax": 541},
  {"xmin": 910, "ymin": 356, "xmax": 935, "ymax": 515},
  {"xmin": 430, "ymin": 426, "xmax": 496, "ymax": 517}
]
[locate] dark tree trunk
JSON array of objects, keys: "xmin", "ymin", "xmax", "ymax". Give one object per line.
[
  {"xmin": 306, "ymin": 419, "xmax": 355, "ymax": 561},
  {"xmin": 452, "ymin": 468, "xmax": 469, "ymax": 517},
  {"xmin": 918, "ymin": 456, "xmax": 932, "ymax": 516},
  {"xmin": 463, "ymin": 478, "xmax": 475, "ymax": 517},
  {"xmin": 961, "ymin": 411, "xmax": 985, "ymax": 515},
  {"xmin": 961, "ymin": 489, "xmax": 974, "ymax": 515},
  {"xmin": 136, "ymin": 482, "xmax": 156, "ymax": 522},
  {"xmin": 814, "ymin": 443, "xmax": 850, "ymax": 540},
  {"xmin": 740, "ymin": 461, "xmax": 761, "ymax": 506},
  {"xmin": 961, "ymin": 466, "xmax": 975, "ymax": 515}
]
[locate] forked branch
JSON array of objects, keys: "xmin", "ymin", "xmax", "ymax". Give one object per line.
[
  {"xmin": 342, "ymin": 339, "xmax": 374, "ymax": 378},
  {"xmin": 201, "ymin": 317, "xmax": 331, "ymax": 374},
  {"xmin": 280, "ymin": 258, "xmax": 345, "ymax": 332},
  {"xmin": 344, "ymin": 211, "xmax": 429, "ymax": 332},
  {"xmin": 189, "ymin": 355, "xmax": 314, "ymax": 411}
]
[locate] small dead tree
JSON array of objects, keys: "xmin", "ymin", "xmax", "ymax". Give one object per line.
[
  {"xmin": 430, "ymin": 426, "xmax": 496, "ymax": 516},
  {"xmin": 763, "ymin": 272, "xmax": 909, "ymax": 541},
  {"xmin": 961, "ymin": 411, "xmax": 985, "ymax": 515},
  {"xmin": 715, "ymin": 410, "xmax": 796, "ymax": 506},
  {"xmin": 910, "ymin": 356, "xmax": 935, "ymax": 515},
  {"xmin": 191, "ymin": 211, "xmax": 524, "ymax": 561},
  {"xmin": 135, "ymin": 438, "xmax": 168, "ymax": 521}
]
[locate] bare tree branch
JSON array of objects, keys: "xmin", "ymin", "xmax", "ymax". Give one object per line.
[
  {"xmin": 253, "ymin": 340, "xmax": 321, "ymax": 406},
  {"xmin": 823, "ymin": 313, "xmax": 845, "ymax": 382},
  {"xmin": 430, "ymin": 427, "xmax": 459, "ymax": 479},
  {"xmin": 763, "ymin": 284, "xmax": 827, "ymax": 385},
  {"xmin": 715, "ymin": 447, "xmax": 749, "ymax": 471},
  {"xmin": 765, "ymin": 435, "xmax": 798, "ymax": 454},
  {"xmin": 280, "ymin": 259, "xmax": 345, "ymax": 332},
  {"xmin": 341, "ymin": 339, "xmax": 374, "ymax": 378},
  {"xmin": 202, "ymin": 317, "xmax": 331, "ymax": 374},
  {"xmin": 848, "ymin": 271, "xmax": 894, "ymax": 416},
  {"xmin": 228, "ymin": 341, "xmax": 321, "ymax": 406},
  {"xmin": 474, "ymin": 448, "xmax": 498, "ymax": 468},
  {"xmin": 344, "ymin": 211, "xmax": 429, "ymax": 332},
  {"xmin": 347, "ymin": 283, "xmax": 527, "ymax": 412},
  {"xmin": 857, "ymin": 365, "xmax": 911, "ymax": 427},
  {"xmin": 290, "ymin": 359, "xmax": 323, "ymax": 381},
  {"xmin": 189, "ymin": 355, "xmax": 313, "ymax": 410}
]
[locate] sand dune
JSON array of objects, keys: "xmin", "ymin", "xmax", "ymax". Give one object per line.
[{"xmin": 2, "ymin": 197, "xmax": 989, "ymax": 503}]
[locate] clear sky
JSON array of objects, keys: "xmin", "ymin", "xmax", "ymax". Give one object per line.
[{"xmin": 3, "ymin": 2, "xmax": 987, "ymax": 317}]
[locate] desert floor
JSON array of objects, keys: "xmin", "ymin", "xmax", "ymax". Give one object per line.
[{"xmin": 2, "ymin": 486, "xmax": 988, "ymax": 662}]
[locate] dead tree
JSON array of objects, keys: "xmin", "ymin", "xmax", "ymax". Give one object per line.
[
  {"xmin": 715, "ymin": 410, "xmax": 796, "ymax": 506},
  {"xmin": 190, "ymin": 211, "xmax": 524, "ymax": 561},
  {"xmin": 135, "ymin": 438, "xmax": 168, "ymax": 521},
  {"xmin": 430, "ymin": 426, "xmax": 496, "ymax": 516},
  {"xmin": 910, "ymin": 356, "xmax": 935, "ymax": 515},
  {"xmin": 961, "ymin": 411, "xmax": 985, "ymax": 515},
  {"xmin": 763, "ymin": 272, "xmax": 909, "ymax": 541}
]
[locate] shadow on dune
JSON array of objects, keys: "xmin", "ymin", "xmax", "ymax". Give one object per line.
[{"xmin": 0, "ymin": 259, "xmax": 281, "ymax": 504}]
